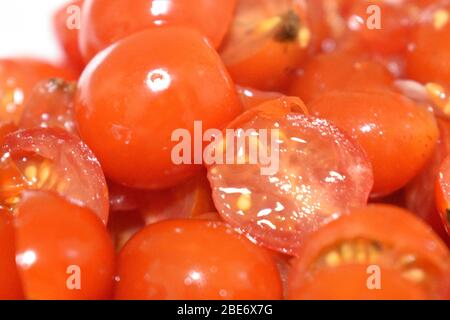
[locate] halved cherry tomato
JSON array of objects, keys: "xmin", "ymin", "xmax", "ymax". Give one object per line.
[
  {"xmin": 287, "ymin": 205, "xmax": 450, "ymax": 300},
  {"xmin": 115, "ymin": 219, "xmax": 282, "ymax": 299},
  {"xmin": 15, "ymin": 190, "xmax": 114, "ymax": 299},
  {"xmin": 406, "ymin": 1, "xmax": 450, "ymax": 85},
  {"xmin": 435, "ymin": 154, "xmax": 450, "ymax": 235},
  {"xmin": 19, "ymin": 79, "xmax": 77, "ymax": 134},
  {"xmin": 309, "ymin": 90, "xmax": 439, "ymax": 196},
  {"xmin": 0, "ymin": 209, "xmax": 23, "ymax": 299},
  {"xmin": 79, "ymin": 0, "xmax": 236, "ymax": 62},
  {"xmin": 54, "ymin": 0, "xmax": 85, "ymax": 71},
  {"xmin": 236, "ymin": 86, "xmax": 284, "ymax": 112},
  {"xmin": 75, "ymin": 27, "xmax": 241, "ymax": 189},
  {"xmin": 288, "ymin": 51, "xmax": 394, "ymax": 103},
  {"xmin": 207, "ymin": 100, "xmax": 373, "ymax": 255},
  {"xmin": 0, "ymin": 128, "xmax": 109, "ymax": 224},
  {"xmin": 220, "ymin": 0, "xmax": 311, "ymax": 91},
  {"xmin": 0, "ymin": 59, "xmax": 77, "ymax": 124}
]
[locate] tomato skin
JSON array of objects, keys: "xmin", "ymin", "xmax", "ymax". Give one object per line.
[
  {"xmin": 288, "ymin": 52, "xmax": 394, "ymax": 104},
  {"xmin": 287, "ymin": 205, "xmax": 450, "ymax": 300},
  {"xmin": 0, "ymin": 59, "xmax": 77, "ymax": 124},
  {"xmin": 236, "ymin": 86, "xmax": 284, "ymax": 112},
  {"xmin": 0, "ymin": 210, "xmax": 24, "ymax": 299},
  {"xmin": 115, "ymin": 220, "xmax": 282, "ymax": 300},
  {"xmin": 54, "ymin": 0, "xmax": 85, "ymax": 71},
  {"xmin": 79, "ymin": 0, "xmax": 236, "ymax": 62},
  {"xmin": 309, "ymin": 90, "xmax": 439, "ymax": 196},
  {"xmin": 406, "ymin": 2, "xmax": 450, "ymax": 85},
  {"xmin": 435, "ymin": 154, "xmax": 450, "ymax": 235},
  {"xmin": 75, "ymin": 27, "xmax": 241, "ymax": 189},
  {"xmin": 14, "ymin": 190, "xmax": 115, "ymax": 300}
]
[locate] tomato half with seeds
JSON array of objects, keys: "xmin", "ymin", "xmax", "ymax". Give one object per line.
[
  {"xmin": 54, "ymin": 0, "xmax": 84, "ymax": 70},
  {"xmin": 19, "ymin": 79, "xmax": 77, "ymax": 134},
  {"xmin": 220, "ymin": 0, "xmax": 311, "ymax": 91},
  {"xmin": 15, "ymin": 190, "xmax": 115, "ymax": 299},
  {"xmin": 207, "ymin": 101, "xmax": 373, "ymax": 255},
  {"xmin": 75, "ymin": 27, "xmax": 241, "ymax": 189},
  {"xmin": 288, "ymin": 52, "xmax": 394, "ymax": 103},
  {"xmin": 0, "ymin": 209, "xmax": 23, "ymax": 299},
  {"xmin": 0, "ymin": 59, "xmax": 77, "ymax": 124},
  {"xmin": 79, "ymin": 0, "xmax": 236, "ymax": 62},
  {"xmin": 309, "ymin": 90, "xmax": 439, "ymax": 196},
  {"xmin": 287, "ymin": 205, "xmax": 450, "ymax": 300},
  {"xmin": 0, "ymin": 128, "xmax": 109, "ymax": 224},
  {"xmin": 115, "ymin": 219, "xmax": 282, "ymax": 300},
  {"xmin": 435, "ymin": 154, "xmax": 450, "ymax": 235}
]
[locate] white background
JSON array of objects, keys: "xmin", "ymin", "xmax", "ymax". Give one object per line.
[{"xmin": 0, "ymin": 0, "xmax": 72, "ymax": 64}]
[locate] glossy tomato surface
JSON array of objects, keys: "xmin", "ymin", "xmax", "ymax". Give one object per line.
[
  {"xmin": 287, "ymin": 205, "xmax": 450, "ymax": 300},
  {"xmin": 79, "ymin": 0, "xmax": 236, "ymax": 62},
  {"xmin": 0, "ymin": 128, "xmax": 109, "ymax": 223},
  {"xmin": 14, "ymin": 190, "xmax": 115, "ymax": 299},
  {"xmin": 75, "ymin": 27, "xmax": 241, "ymax": 189},
  {"xmin": 115, "ymin": 219, "xmax": 282, "ymax": 300},
  {"xmin": 435, "ymin": 154, "xmax": 450, "ymax": 235},
  {"xmin": 208, "ymin": 102, "xmax": 373, "ymax": 255}
]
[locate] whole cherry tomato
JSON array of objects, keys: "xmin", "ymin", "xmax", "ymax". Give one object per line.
[
  {"xmin": 0, "ymin": 59, "xmax": 77, "ymax": 124},
  {"xmin": 79, "ymin": 0, "xmax": 236, "ymax": 62},
  {"xmin": 287, "ymin": 205, "xmax": 450, "ymax": 300},
  {"xmin": 309, "ymin": 90, "xmax": 439, "ymax": 196},
  {"xmin": 115, "ymin": 219, "xmax": 283, "ymax": 300},
  {"xmin": 15, "ymin": 190, "xmax": 115, "ymax": 299},
  {"xmin": 75, "ymin": 27, "xmax": 241, "ymax": 189}
]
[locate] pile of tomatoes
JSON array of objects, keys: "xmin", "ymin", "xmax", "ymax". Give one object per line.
[{"xmin": 1, "ymin": 0, "xmax": 450, "ymax": 300}]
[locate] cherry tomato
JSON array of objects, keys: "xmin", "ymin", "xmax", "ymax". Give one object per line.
[
  {"xmin": 309, "ymin": 90, "xmax": 439, "ymax": 196},
  {"xmin": 288, "ymin": 52, "xmax": 394, "ymax": 104},
  {"xmin": 0, "ymin": 59, "xmax": 77, "ymax": 124},
  {"xmin": 79, "ymin": 0, "xmax": 236, "ymax": 62},
  {"xmin": 15, "ymin": 190, "xmax": 114, "ymax": 299},
  {"xmin": 435, "ymin": 154, "xmax": 450, "ymax": 235},
  {"xmin": 0, "ymin": 209, "xmax": 23, "ymax": 299},
  {"xmin": 0, "ymin": 128, "xmax": 109, "ymax": 224},
  {"xmin": 287, "ymin": 205, "xmax": 450, "ymax": 300},
  {"xmin": 220, "ymin": 0, "xmax": 311, "ymax": 91},
  {"xmin": 19, "ymin": 79, "xmax": 77, "ymax": 134},
  {"xmin": 207, "ymin": 100, "xmax": 373, "ymax": 255},
  {"xmin": 115, "ymin": 219, "xmax": 282, "ymax": 299},
  {"xmin": 54, "ymin": 0, "xmax": 84, "ymax": 70},
  {"xmin": 236, "ymin": 86, "xmax": 284, "ymax": 112},
  {"xmin": 75, "ymin": 27, "xmax": 241, "ymax": 189},
  {"xmin": 406, "ymin": 2, "xmax": 450, "ymax": 85}
]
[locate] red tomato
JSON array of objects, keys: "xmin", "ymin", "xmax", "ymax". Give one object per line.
[
  {"xmin": 0, "ymin": 122, "xmax": 17, "ymax": 146},
  {"xmin": 236, "ymin": 86, "xmax": 284, "ymax": 112},
  {"xmin": 0, "ymin": 59, "xmax": 77, "ymax": 124},
  {"xmin": 75, "ymin": 27, "xmax": 241, "ymax": 189},
  {"xmin": 79, "ymin": 0, "xmax": 236, "ymax": 62},
  {"xmin": 0, "ymin": 209, "xmax": 23, "ymax": 299},
  {"xmin": 115, "ymin": 219, "xmax": 282, "ymax": 299},
  {"xmin": 19, "ymin": 79, "xmax": 77, "ymax": 134},
  {"xmin": 207, "ymin": 101, "xmax": 373, "ymax": 255},
  {"xmin": 435, "ymin": 154, "xmax": 450, "ymax": 235},
  {"xmin": 0, "ymin": 128, "xmax": 109, "ymax": 224},
  {"xmin": 287, "ymin": 205, "xmax": 450, "ymax": 300},
  {"xmin": 406, "ymin": 2, "xmax": 450, "ymax": 85},
  {"xmin": 220, "ymin": 0, "xmax": 311, "ymax": 91},
  {"xmin": 288, "ymin": 52, "xmax": 394, "ymax": 104},
  {"xmin": 309, "ymin": 90, "xmax": 439, "ymax": 196},
  {"xmin": 15, "ymin": 190, "xmax": 115, "ymax": 299},
  {"xmin": 54, "ymin": 0, "xmax": 85, "ymax": 70}
]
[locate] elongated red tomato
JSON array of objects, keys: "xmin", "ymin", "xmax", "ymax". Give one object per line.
[
  {"xmin": 207, "ymin": 101, "xmax": 373, "ymax": 255},
  {"xmin": 0, "ymin": 128, "xmax": 109, "ymax": 224},
  {"xmin": 15, "ymin": 190, "xmax": 115, "ymax": 299},
  {"xmin": 79, "ymin": 0, "xmax": 236, "ymax": 62},
  {"xmin": 0, "ymin": 209, "xmax": 23, "ymax": 299},
  {"xmin": 287, "ymin": 205, "xmax": 450, "ymax": 300},
  {"xmin": 221, "ymin": 0, "xmax": 311, "ymax": 91},
  {"xmin": 309, "ymin": 90, "xmax": 439, "ymax": 196},
  {"xmin": 0, "ymin": 59, "xmax": 77, "ymax": 124},
  {"xmin": 115, "ymin": 220, "xmax": 282, "ymax": 300},
  {"xmin": 435, "ymin": 154, "xmax": 450, "ymax": 235},
  {"xmin": 75, "ymin": 27, "xmax": 241, "ymax": 189},
  {"xmin": 19, "ymin": 79, "xmax": 77, "ymax": 134}
]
